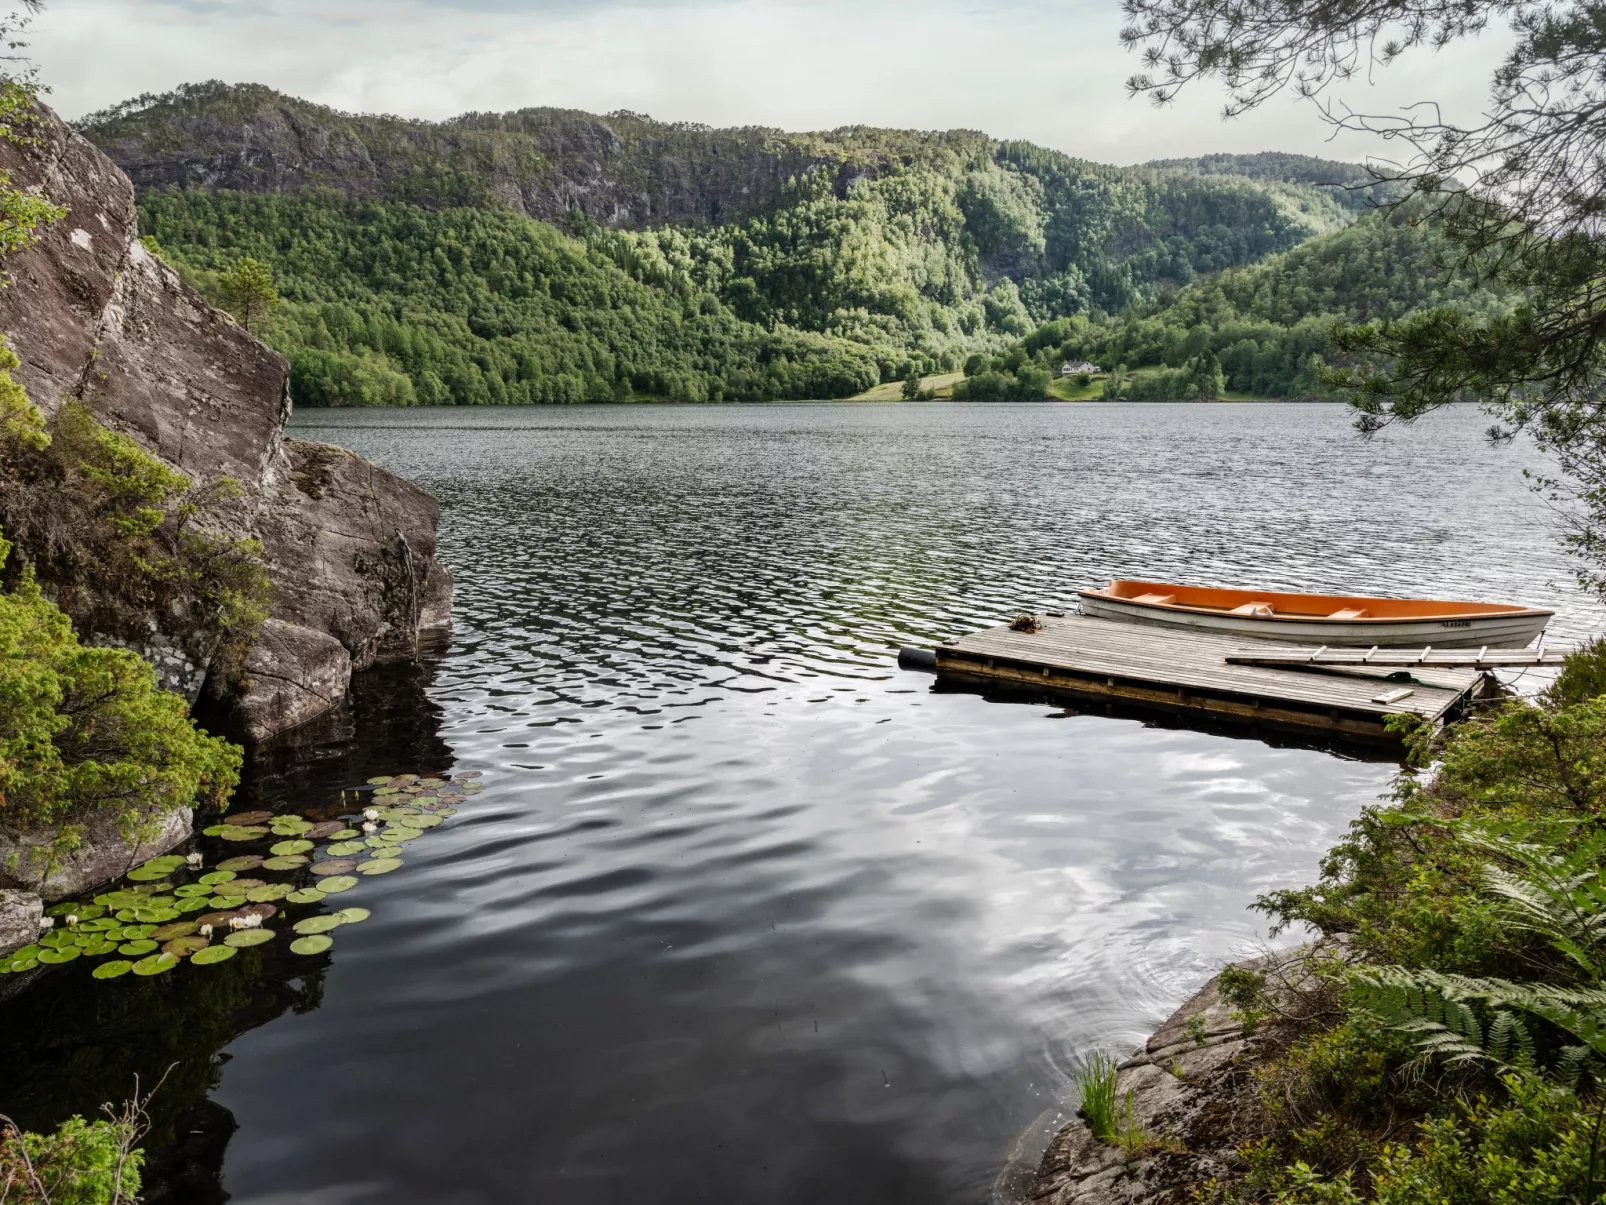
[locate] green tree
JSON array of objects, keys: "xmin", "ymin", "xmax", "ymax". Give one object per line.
[
  {"xmin": 901, "ymin": 371, "xmax": 923, "ymax": 399},
  {"xmin": 216, "ymin": 255, "xmax": 277, "ymax": 331}
]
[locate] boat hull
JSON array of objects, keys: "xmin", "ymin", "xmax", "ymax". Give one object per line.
[{"xmin": 1079, "ymin": 594, "xmax": 1549, "ymax": 649}]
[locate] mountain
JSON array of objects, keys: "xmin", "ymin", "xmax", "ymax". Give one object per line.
[{"xmin": 77, "ymin": 82, "xmax": 1384, "ymax": 405}]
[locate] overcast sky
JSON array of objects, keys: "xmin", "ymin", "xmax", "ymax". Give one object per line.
[{"xmin": 30, "ymin": 0, "xmax": 1508, "ymax": 165}]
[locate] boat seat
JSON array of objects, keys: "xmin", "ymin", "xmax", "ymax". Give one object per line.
[
  {"xmin": 1230, "ymin": 602, "xmax": 1275, "ymax": 617},
  {"xmin": 1132, "ymin": 593, "xmax": 1177, "ymax": 606},
  {"xmin": 1328, "ymin": 608, "xmax": 1371, "ymax": 620}
]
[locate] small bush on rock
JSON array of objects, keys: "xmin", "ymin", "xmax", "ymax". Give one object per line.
[{"xmin": 0, "ymin": 522, "xmax": 240, "ymax": 838}]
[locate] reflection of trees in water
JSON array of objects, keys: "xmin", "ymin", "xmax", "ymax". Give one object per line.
[{"xmin": 0, "ymin": 656, "xmax": 452, "ymax": 1202}]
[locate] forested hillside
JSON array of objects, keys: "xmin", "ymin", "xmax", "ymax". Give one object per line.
[
  {"xmin": 957, "ymin": 206, "xmax": 1507, "ymax": 401},
  {"xmin": 84, "ymin": 82, "xmax": 1387, "ymax": 404}
]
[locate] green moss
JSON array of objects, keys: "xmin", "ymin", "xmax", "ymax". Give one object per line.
[{"xmin": 0, "ymin": 1114, "xmax": 143, "ymax": 1205}]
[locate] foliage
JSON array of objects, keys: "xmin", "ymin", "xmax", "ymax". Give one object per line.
[
  {"xmin": 1076, "ymin": 1049, "xmax": 1124, "ymax": 1141},
  {"xmin": 214, "ymin": 255, "xmax": 276, "ymax": 330},
  {"xmin": 0, "ymin": 521, "xmax": 240, "ymax": 835},
  {"xmin": 0, "ymin": 344, "xmax": 270, "ymax": 677},
  {"xmin": 0, "ymin": 1113, "xmax": 142, "ymax": 1205},
  {"xmin": 1190, "ymin": 639, "xmax": 1606, "ymax": 1201},
  {"xmin": 76, "ymin": 82, "xmax": 1401, "ymax": 404}
]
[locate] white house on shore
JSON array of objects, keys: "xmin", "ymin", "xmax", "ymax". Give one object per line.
[{"xmin": 1058, "ymin": 360, "xmax": 1099, "ymax": 377}]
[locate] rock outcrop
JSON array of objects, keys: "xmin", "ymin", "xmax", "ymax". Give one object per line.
[
  {"xmin": 1027, "ymin": 948, "xmax": 1314, "ymax": 1205},
  {"xmin": 79, "ymin": 84, "xmax": 868, "ymax": 229},
  {"xmin": 0, "ymin": 99, "xmax": 451, "ymax": 742},
  {"xmin": 0, "ymin": 807, "xmax": 193, "ymax": 903},
  {"xmin": 0, "ymin": 889, "xmax": 42, "ymax": 957}
]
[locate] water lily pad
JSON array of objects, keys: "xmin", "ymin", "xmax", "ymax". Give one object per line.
[
  {"xmin": 293, "ymin": 915, "xmax": 343, "ymax": 935},
  {"xmin": 190, "ymin": 945, "xmax": 236, "ymax": 966},
  {"xmin": 325, "ymin": 841, "xmax": 368, "ymax": 857},
  {"xmin": 47, "ymin": 902, "xmax": 85, "ymax": 918},
  {"xmin": 196, "ymin": 911, "xmax": 241, "ymax": 928},
  {"xmin": 271, "ymin": 839, "xmax": 315, "ymax": 856},
  {"xmin": 239, "ymin": 902, "xmax": 279, "ymax": 921},
  {"xmin": 332, "ymin": 907, "xmax": 370, "ymax": 925},
  {"xmin": 358, "ymin": 859, "xmax": 402, "ymax": 875},
  {"xmin": 223, "ymin": 929, "xmax": 274, "ymax": 948},
  {"xmin": 140, "ymin": 907, "xmax": 181, "ymax": 923},
  {"xmin": 142, "ymin": 854, "xmax": 187, "ymax": 872},
  {"xmin": 93, "ymin": 960, "xmax": 133, "ymax": 979},
  {"xmin": 456, "ymin": 770, "xmax": 482, "ymax": 779},
  {"xmin": 118, "ymin": 939, "xmax": 158, "ymax": 956},
  {"xmin": 261, "ymin": 855, "xmax": 309, "ymax": 871},
  {"xmin": 317, "ymin": 876, "xmax": 357, "ymax": 894},
  {"xmin": 37, "ymin": 947, "xmax": 81, "ymax": 964},
  {"xmin": 247, "ymin": 885, "xmax": 292, "ymax": 903},
  {"xmin": 310, "ymin": 859, "xmax": 358, "ymax": 876},
  {"xmin": 80, "ymin": 939, "xmax": 119, "ymax": 956},
  {"xmin": 5, "ymin": 955, "xmax": 38, "ymax": 973},
  {"xmin": 289, "ymin": 934, "xmax": 332, "ymax": 956},
  {"xmin": 224, "ymin": 810, "xmax": 274, "ymax": 825},
  {"xmin": 199, "ymin": 870, "xmax": 238, "ymax": 886},
  {"xmin": 418, "ymin": 777, "xmax": 444, "ymax": 787},
  {"xmin": 399, "ymin": 813, "xmax": 443, "ymax": 830},
  {"xmin": 327, "ymin": 828, "xmax": 361, "ymax": 840},
  {"xmin": 366, "ymin": 775, "xmax": 393, "ymax": 785},
  {"xmin": 382, "ymin": 828, "xmax": 422, "ymax": 843},
  {"xmin": 125, "ymin": 866, "xmax": 172, "ymax": 882},
  {"xmin": 270, "ymin": 822, "xmax": 313, "ymax": 838},
  {"xmin": 150, "ymin": 922, "xmax": 199, "ymax": 941},
  {"xmin": 286, "ymin": 888, "xmax": 327, "ymax": 905},
  {"xmin": 201, "ymin": 824, "xmax": 229, "ymax": 837},
  {"xmin": 462, "ymin": 783, "xmax": 482, "ymax": 794},
  {"xmin": 121, "ymin": 924, "xmax": 157, "ymax": 939},
  {"xmin": 306, "ymin": 821, "xmax": 346, "ymax": 839},
  {"xmin": 177, "ymin": 897, "xmax": 213, "ymax": 914},
  {"xmin": 372, "ymin": 787, "xmax": 399, "ymax": 796},
  {"xmin": 207, "ymin": 895, "xmax": 247, "ymax": 910},
  {"xmin": 174, "ymin": 884, "xmax": 213, "ymax": 898},
  {"xmin": 217, "ymin": 856, "xmax": 264, "ymax": 872},
  {"xmin": 219, "ymin": 826, "xmax": 270, "ymax": 842},
  {"xmin": 433, "ymin": 807, "xmax": 458, "ymax": 818},
  {"xmin": 163, "ymin": 935, "xmax": 211, "ymax": 957},
  {"xmin": 78, "ymin": 918, "xmax": 118, "ymax": 932},
  {"xmin": 39, "ymin": 931, "xmax": 76, "ymax": 949},
  {"xmin": 132, "ymin": 952, "xmax": 179, "ymax": 976}
]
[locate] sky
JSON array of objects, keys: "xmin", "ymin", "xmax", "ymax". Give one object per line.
[{"xmin": 30, "ymin": 0, "xmax": 1510, "ymax": 166}]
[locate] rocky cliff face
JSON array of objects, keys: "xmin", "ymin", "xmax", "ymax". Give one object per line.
[
  {"xmin": 0, "ymin": 100, "xmax": 451, "ymax": 742},
  {"xmin": 79, "ymin": 83, "xmax": 1003, "ymax": 229}
]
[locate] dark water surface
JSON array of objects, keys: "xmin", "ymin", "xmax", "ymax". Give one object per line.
[{"xmin": 2, "ymin": 403, "xmax": 1595, "ymax": 1205}]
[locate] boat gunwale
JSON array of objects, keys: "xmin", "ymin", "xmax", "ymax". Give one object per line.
[{"xmin": 1080, "ymin": 580, "xmax": 1554, "ymax": 625}]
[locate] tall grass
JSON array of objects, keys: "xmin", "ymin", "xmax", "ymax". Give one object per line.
[{"xmin": 1075, "ymin": 1050, "xmax": 1122, "ymax": 1141}]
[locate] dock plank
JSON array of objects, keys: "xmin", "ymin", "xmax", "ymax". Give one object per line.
[{"xmin": 935, "ymin": 614, "xmax": 1484, "ymax": 743}]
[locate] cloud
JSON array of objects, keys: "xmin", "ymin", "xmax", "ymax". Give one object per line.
[{"xmin": 34, "ymin": 0, "xmax": 1509, "ymax": 165}]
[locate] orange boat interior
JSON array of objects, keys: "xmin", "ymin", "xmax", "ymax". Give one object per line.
[{"xmin": 1081, "ymin": 580, "xmax": 1551, "ymax": 622}]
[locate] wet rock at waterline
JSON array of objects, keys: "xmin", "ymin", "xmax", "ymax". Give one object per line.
[
  {"xmin": 0, "ymin": 806, "xmax": 192, "ymax": 901},
  {"xmin": 0, "ymin": 890, "xmax": 42, "ymax": 957},
  {"xmin": 0, "ymin": 99, "xmax": 451, "ymax": 741}
]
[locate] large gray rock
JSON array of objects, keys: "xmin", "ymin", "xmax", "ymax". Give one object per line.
[
  {"xmin": 234, "ymin": 618, "xmax": 352, "ymax": 742},
  {"xmin": 0, "ymin": 100, "xmax": 451, "ymax": 740},
  {"xmin": 0, "ymin": 889, "xmax": 42, "ymax": 956},
  {"xmin": 0, "ymin": 806, "xmax": 192, "ymax": 902}
]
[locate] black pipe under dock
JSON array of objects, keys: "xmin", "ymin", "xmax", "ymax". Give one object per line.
[{"xmin": 931, "ymin": 613, "xmax": 1491, "ymax": 745}]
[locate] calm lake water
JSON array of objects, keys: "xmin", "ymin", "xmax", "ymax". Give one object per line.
[{"xmin": 2, "ymin": 402, "xmax": 1596, "ymax": 1205}]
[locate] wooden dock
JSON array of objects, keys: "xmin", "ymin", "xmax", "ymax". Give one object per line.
[{"xmin": 934, "ymin": 614, "xmax": 1489, "ymax": 744}]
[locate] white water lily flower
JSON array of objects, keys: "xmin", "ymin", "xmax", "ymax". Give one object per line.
[
  {"xmin": 186, "ymin": 852, "xmax": 203, "ymax": 867},
  {"xmin": 38, "ymin": 916, "xmax": 54, "ymax": 931},
  {"xmin": 64, "ymin": 914, "xmax": 78, "ymax": 927},
  {"xmin": 362, "ymin": 821, "xmax": 377, "ymax": 833},
  {"xmin": 198, "ymin": 924, "xmax": 213, "ymax": 937},
  {"xmin": 228, "ymin": 916, "xmax": 245, "ymax": 930},
  {"xmin": 363, "ymin": 808, "xmax": 379, "ymax": 822}
]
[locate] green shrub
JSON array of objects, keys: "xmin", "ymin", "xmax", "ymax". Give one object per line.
[
  {"xmin": 0, "ymin": 522, "xmax": 241, "ymax": 836},
  {"xmin": 1542, "ymin": 637, "xmax": 1606, "ymax": 709},
  {"xmin": 0, "ymin": 1113, "xmax": 143, "ymax": 1205}
]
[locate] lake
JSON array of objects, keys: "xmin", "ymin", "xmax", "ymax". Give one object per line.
[{"xmin": 1, "ymin": 402, "xmax": 1593, "ymax": 1205}]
